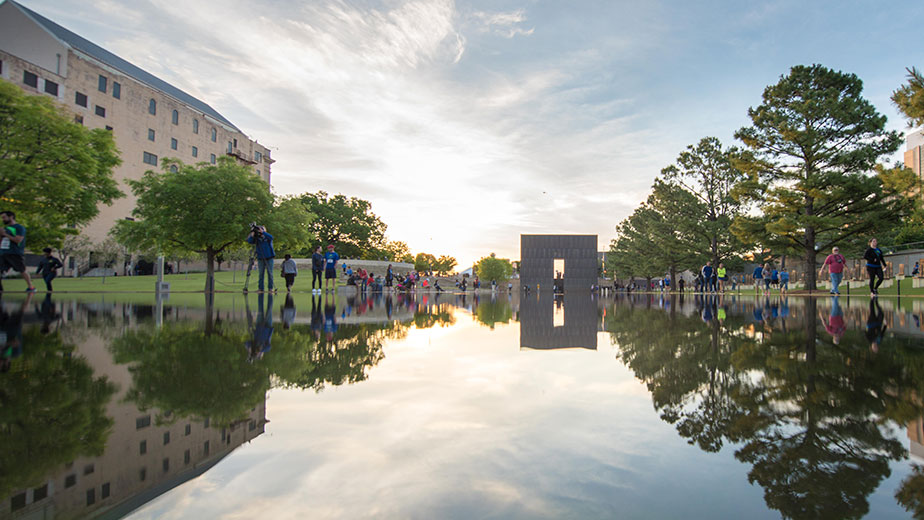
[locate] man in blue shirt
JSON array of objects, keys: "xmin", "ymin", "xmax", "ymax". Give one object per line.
[
  {"xmin": 324, "ymin": 244, "xmax": 340, "ymax": 292},
  {"xmin": 0, "ymin": 211, "xmax": 36, "ymax": 293},
  {"xmin": 752, "ymin": 265, "xmax": 764, "ymax": 294},
  {"xmin": 246, "ymin": 225, "xmax": 275, "ymax": 292},
  {"xmin": 701, "ymin": 261, "xmax": 714, "ymax": 293}
]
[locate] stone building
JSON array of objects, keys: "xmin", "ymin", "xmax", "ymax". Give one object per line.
[
  {"xmin": 0, "ymin": 0, "xmax": 273, "ymax": 243},
  {"xmin": 905, "ymin": 128, "xmax": 924, "ymax": 179}
]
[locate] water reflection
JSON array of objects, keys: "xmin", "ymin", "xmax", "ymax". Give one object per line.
[
  {"xmin": 520, "ymin": 294, "xmax": 597, "ymax": 350},
  {"xmin": 607, "ymin": 294, "xmax": 924, "ymax": 519}
]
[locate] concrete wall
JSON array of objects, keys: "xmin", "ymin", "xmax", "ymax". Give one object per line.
[{"xmin": 520, "ymin": 235, "xmax": 598, "ymax": 292}]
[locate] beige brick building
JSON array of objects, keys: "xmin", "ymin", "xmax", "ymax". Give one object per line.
[
  {"xmin": 0, "ymin": 0, "xmax": 273, "ymax": 244},
  {"xmin": 906, "ymin": 128, "xmax": 924, "ymax": 179}
]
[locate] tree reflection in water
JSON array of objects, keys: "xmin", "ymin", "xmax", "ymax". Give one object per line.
[
  {"xmin": 0, "ymin": 323, "xmax": 116, "ymax": 498},
  {"xmin": 608, "ymin": 294, "xmax": 924, "ymax": 519}
]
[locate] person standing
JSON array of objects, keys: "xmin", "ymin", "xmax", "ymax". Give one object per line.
[
  {"xmin": 0, "ymin": 211, "xmax": 36, "ymax": 293},
  {"xmin": 324, "ymin": 244, "xmax": 340, "ymax": 293},
  {"xmin": 716, "ymin": 263, "xmax": 727, "ymax": 293},
  {"xmin": 779, "ymin": 267, "xmax": 790, "ymax": 294},
  {"xmin": 752, "ymin": 264, "xmax": 764, "ymax": 294},
  {"xmin": 864, "ymin": 238, "xmax": 885, "ymax": 296},
  {"xmin": 819, "ymin": 246, "xmax": 846, "ymax": 295},
  {"xmin": 281, "ymin": 254, "xmax": 298, "ymax": 292},
  {"xmin": 246, "ymin": 225, "xmax": 276, "ymax": 292},
  {"xmin": 762, "ymin": 263, "xmax": 772, "ymax": 293},
  {"xmin": 701, "ymin": 261, "xmax": 714, "ymax": 293},
  {"xmin": 35, "ymin": 248, "xmax": 63, "ymax": 292},
  {"xmin": 385, "ymin": 264, "xmax": 394, "ymax": 291},
  {"xmin": 311, "ymin": 246, "xmax": 324, "ymax": 294}
]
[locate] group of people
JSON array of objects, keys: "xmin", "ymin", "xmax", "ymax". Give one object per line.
[
  {"xmin": 818, "ymin": 238, "xmax": 889, "ymax": 296},
  {"xmin": 750, "ymin": 263, "xmax": 791, "ymax": 294}
]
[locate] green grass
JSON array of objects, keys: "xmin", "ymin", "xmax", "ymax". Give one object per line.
[{"xmin": 2, "ymin": 269, "xmax": 343, "ymax": 293}]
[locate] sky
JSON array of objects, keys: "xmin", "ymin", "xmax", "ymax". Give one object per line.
[{"xmin": 17, "ymin": 0, "xmax": 924, "ymax": 267}]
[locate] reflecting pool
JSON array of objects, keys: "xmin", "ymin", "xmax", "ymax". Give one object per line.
[{"xmin": 3, "ymin": 291, "xmax": 924, "ymax": 519}]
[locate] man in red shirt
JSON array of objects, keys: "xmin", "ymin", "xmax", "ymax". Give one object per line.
[{"xmin": 819, "ymin": 246, "xmax": 846, "ymax": 295}]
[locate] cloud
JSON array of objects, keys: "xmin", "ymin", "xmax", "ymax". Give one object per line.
[{"xmin": 471, "ymin": 8, "xmax": 535, "ymax": 38}]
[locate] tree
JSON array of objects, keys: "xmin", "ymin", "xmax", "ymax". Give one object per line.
[
  {"xmin": 93, "ymin": 237, "xmax": 125, "ymax": 284},
  {"xmin": 112, "ymin": 158, "xmax": 313, "ymax": 292},
  {"xmin": 733, "ymin": 64, "xmax": 905, "ymax": 290},
  {"xmin": 434, "ymin": 255, "xmax": 457, "ymax": 276},
  {"xmin": 414, "ymin": 252, "xmax": 437, "ymax": 272},
  {"xmin": 0, "ymin": 80, "xmax": 122, "ymax": 249},
  {"xmin": 378, "ymin": 240, "xmax": 414, "ymax": 263},
  {"xmin": 475, "ymin": 253, "xmax": 513, "ymax": 282},
  {"xmin": 298, "ymin": 191, "xmax": 387, "ymax": 259},
  {"xmin": 660, "ymin": 137, "xmax": 748, "ymax": 267},
  {"xmin": 892, "ymin": 67, "xmax": 924, "ymax": 127},
  {"xmin": 58, "ymin": 234, "xmax": 92, "ymax": 277}
]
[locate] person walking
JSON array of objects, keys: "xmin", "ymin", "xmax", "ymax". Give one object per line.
[
  {"xmin": 779, "ymin": 267, "xmax": 790, "ymax": 294},
  {"xmin": 35, "ymin": 247, "xmax": 63, "ymax": 292},
  {"xmin": 716, "ymin": 263, "xmax": 727, "ymax": 293},
  {"xmin": 0, "ymin": 211, "xmax": 36, "ymax": 293},
  {"xmin": 246, "ymin": 225, "xmax": 276, "ymax": 292},
  {"xmin": 752, "ymin": 264, "xmax": 764, "ymax": 294},
  {"xmin": 311, "ymin": 246, "xmax": 324, "ymax": 294},
  {"xmin": 385, "ymin": 264, "xmax": 394, "ymax": 291},
  {"xmin": 819, "ymin": 246, "xmax": 846, "ymax": 295},
  {"xmin": 281, "ymin": 254, "xmax": 298, "ymax": 292},
  {"xmin": 324, "ymin": 244, "xmax": 339, "ymax": 293},
  {"xmin": 864, "ymin": 238, "xmax": 885, "ymax": 296},
  {"xmin": 762, "ymin": 263, "xmax": 773, "ymax": 293}
]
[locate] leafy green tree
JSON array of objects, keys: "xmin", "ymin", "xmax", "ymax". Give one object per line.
[
  {"xmin": 298, "ymin": 191, "xmax": 387, "ymax": 259},
  {"xmin": 0, "ymin": 80, "xmax": 122, "ymax": 248},
  {"xmin": 733, "ymin": 64, "xmax": 906, "ymax": 289},
  {"xmin": 434, "ymin": 255, "xmax": 457, "ymax": 275},
  {"xmin": 475, "ymin": 253, "xmax": 513, "ymax": 282},
  {"xmin": 92, "ymin": 237, "xmax": 125, "ymax": 284},
  {"xmin": 58, "ymin": 233, "xmax": 92, "ymax": 277},
  {"xmin": 414, "ymin": 252, "xmax": 437, "ymax": 272},
  {"xmin": 660, "ymin": 136, "xmax": 748, "ymax": 267},
  {"xmin": 892, "ymin": 67, "xmax": 924, "ymax": 127},
  {"xmin": 607, "ymin": 201, "xmax": 682, "ymax": 287},
  {"xmin": 112, "ymin": 158, "xmax": 312, "ymax": 291},
  {"xmin": 0, "ymin": 327, "xmax": 116, "ymax": 498},
  {"xmin": 647, "ymin": 180, "xmax": 707, "ymax": 285}
]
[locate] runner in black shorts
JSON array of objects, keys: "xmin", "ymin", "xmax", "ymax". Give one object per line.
[
  {"xmin": 323, "ymin": 244, "xmax": 339, "ymax": 293},
  {"xmin": 0, "ymin": 211, "xmax": 36, "ymax": 292}
]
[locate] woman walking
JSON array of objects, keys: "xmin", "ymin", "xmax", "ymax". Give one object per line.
[{"xmin": 864, "ymin": 238, "xmax": 885, "ymax": 296}]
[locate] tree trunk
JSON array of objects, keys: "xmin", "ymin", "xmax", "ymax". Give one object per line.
[
  {"xmin": 205, "ymin": 249, "xmax": 216, "ymax": 293},
  {"xmin": 804, "ymin": 197, "xmax": 817, "ymax": 291},
  {"xmin": 670, "ymin": 265, "xmax": 677, "ymax": 292}
]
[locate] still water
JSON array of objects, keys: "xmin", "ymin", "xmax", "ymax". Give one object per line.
[{"xmin": 3, "ymin": 291, "xmax": 924, "ymax": 519}]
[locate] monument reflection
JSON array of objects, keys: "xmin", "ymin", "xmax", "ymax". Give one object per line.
[{"xmin": 519, "ymin": 294, "xmax": 598, "ymax": 350}]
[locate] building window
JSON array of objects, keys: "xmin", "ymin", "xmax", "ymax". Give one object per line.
[
  {"xmin": 185, "ymin": 424, "xmax": 191, "ymax": 435},
  {"xmin": 112, "ymin": 81, "xmax": 121, "ymax": 99},
  {"xmin": 98, "ymin": 75, "xmax": 107, "ymax": 92},
  {"xmin": 74, "ymin": 115, "xmax": 83, "ymax": 125},
  {"xmin": 193, "ymin": 118, "xmax": 199, "ymax": 134},
  {"xmin": 148, "ymin": 129, "xmax": 155, "ymax": 141},
  {"xmin": 172, "ymin": 109, "xmax": 179, "ymax": 125},
  {"xmin": 204, "ymin": 417, "xmax": 210, "ymax": 428},
  {"xmin": 75, "ymin": 91, "xmax": 88, "ymax": 107},
  {"xmin": 11, "ymin": 493, "xmax": 26, "ymax": 512},
  {"xmin": 227, "ymin": 141, "xmax": 233, "ymax": 153},
  {"xmin": 255, "ymin": 151, "xmax": 262, "ymax": 163},
  {"xmin": 139, "ymin": 468, "xmax": 146, "ymax": 482},
  {"xmin": 191, "ymin": 146, "xmax": 198, "ymax": 158},
  {"xmin": 148, "ymin": 98, "xmax": 156, "ymax": 115},
  {"xmin": 162, "ymin": 458, "xmax": 169, "ymax": 472},
  {"xmin": 86, "ymin": 489, "xmax": 95, "ymax": 506},
  {"xmin": 171, "ymin": 138, "xmax": 178, "ymax": 150},
  {"xmin": 140, "ymin": 440, "xmax": 147, "ymax": 454},
  {"xmin": 143, "ymin": 152, "xmax": 158, "ymax": 166},
  {"xmin": 33, "ymin": 484, "xmax": 48, "ymax": 501},
  {"xmin": 65, "ymin": 474, "xmax": 76, "ymax": 488},
  {"xmin": 105, "ymin": 125, "xmax": 113, "ymax": 131},
  {"xmin": 210, "ymin": 154, "xmax": 216, "ymax": 164},
  {"xmin": 164, "ymin": 431, "xmax": 170, "ymax": 445},
  {"xmin": 44, "ymin": 80, "xmax": 58, "ymax": 96},
  {"xmin": 249, "ymin": 420, "xmax": 256, "ymax": 431},
  {"xmin": 184, "ymin": 449, "xmax": 191, "ymax": 464},
  {"xmin": 136, "ymin": 415, "xmax": 151, "ymax": 429},
  {"xmin": 169, "ymin": 164, "xmax": 178, "ymax": 173},
  {"xmin": 210, "ymin": 127, "xmax": 217, "ymax": 142},
  {"xmin": 84, "ymin": 464, "xmax": 94, "ymax": 476},
  {"xmin": 23, "ymin": 70, "xmax": 38, "ymax": 88},
  {"xmin": 101, "ymin": 483, "xmax": 110, "ymax": 499},
  {"xmin": 204, "ymin": 441, "xmax": 210, "ymax": 456},
  {"xmin": 95, "ymin": 105, "xmax": 106, "ymax": 117}
]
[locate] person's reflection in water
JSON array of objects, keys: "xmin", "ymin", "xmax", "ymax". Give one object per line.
[
  {"xmin": 323, "ymin": 293, "xmax": 338, "ymax": 342},
  {"xmin": 823, "ymin": 296, "xmax": 846, "ymax": 345},
  {"xmin": 0, "ymin": 292, "xmax": 32, "ymax": 373},
  {"xmin": 310, "ymin": 295, "xmax": 323, "ymax": 340},
  {"xmin": 385, "ymin": 294, "xmax": 393, "ymax": 320},
  {"xmin": 282, "ymin": 293, "xmax": 296, "ymax": 330},
  {"xmin": 866, "ymin": 297, "xmax": 886, "ymax": 353},
  {"xmin": 246, "ymin": 293, "xmax": 274, "ymax": 361},
  {"xmin": 36, "ymin": 293, "xmax": 59, "ymax": 334}
]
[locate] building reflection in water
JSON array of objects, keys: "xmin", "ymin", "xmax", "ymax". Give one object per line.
[{"xmin": 519, "ymin": 294, "xmax": 597, "ymax": 350}]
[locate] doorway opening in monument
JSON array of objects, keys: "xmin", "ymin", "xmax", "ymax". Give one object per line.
[{"xmin": 553, "ymin": 259, "xmax": 565, "ymax": 280}]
